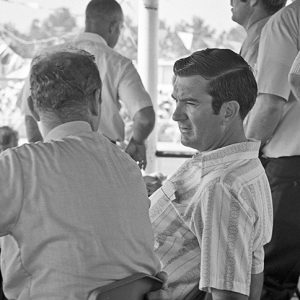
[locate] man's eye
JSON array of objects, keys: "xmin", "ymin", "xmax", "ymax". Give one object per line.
[{"xmin": 186, "ymin": 101, "xmax": 196, "ymax": 106}]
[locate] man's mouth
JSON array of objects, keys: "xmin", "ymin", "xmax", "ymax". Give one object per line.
[{"xmin": 179, "ymin": 126, "xmax": 191, "ymax": 133}]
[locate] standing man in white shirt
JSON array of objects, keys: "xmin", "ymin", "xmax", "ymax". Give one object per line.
[
  {"xmin": 245, "ymin": 1, "xmax": 300, "ymax": 298},
  {"xmin": 230, "ymin": 0, "xmax": 286, "ymax": 70},
  {"xmin": 21, "ymin": 0, "xmax": 155, "ymax": 170}
]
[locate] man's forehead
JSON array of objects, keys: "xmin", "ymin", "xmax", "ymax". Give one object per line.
[{"xmin": 172, "ymin": 75, "xmax": 209, "ymax": 96}]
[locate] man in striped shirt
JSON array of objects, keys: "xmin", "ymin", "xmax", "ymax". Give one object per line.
[{"xmin": 149, "ymin": 49, "xmax": 273, "ymax": 300}]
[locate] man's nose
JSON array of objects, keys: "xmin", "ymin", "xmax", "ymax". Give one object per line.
[{"xmin": 172, "ymin": 103, "xmax": 186, "ymax": 122}]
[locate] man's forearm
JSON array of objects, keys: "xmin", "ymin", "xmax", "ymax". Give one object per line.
[
  {"xmin": 245, "ymin": 94, "xmax": 285, "ymax": 146},
  {"xmin": 249, "ymin": 272, "xmax": 263, "ymax": 300},
  {"xmin": 131, "ymin": 106, "xmax": 155, "ymax": 143},
  {"xmin": 211, "ymin": 288, "xmax": 248, "ymax": 300}
]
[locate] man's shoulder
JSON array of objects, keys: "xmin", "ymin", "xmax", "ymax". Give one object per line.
[
  {"xmin": 0, "ymin": 142, "xmax": 45, "ymax": 168},
  {"xmin": 74, "ymin": 34, "xmax": 131, "ymax": 65},
  {"xmin": 264, "ymin": 1, "xmax": 300, "ymax": 32},
  {"xmin": 202, "ymin": 157, "xmax": 264, "ymax": 195}
]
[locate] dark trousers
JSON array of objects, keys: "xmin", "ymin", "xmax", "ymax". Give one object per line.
[
  {"xmin": 0, "ymin": 272, "xmax": 5, "ymax": 300},
  {"xmin": 260, "ymin": 156, "xmax": 300, "ymax": 300}
]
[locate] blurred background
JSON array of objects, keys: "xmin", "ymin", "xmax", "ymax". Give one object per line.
[{"xmin": 0, "ymin": 0, "xmax": 254, "ymax": 175}]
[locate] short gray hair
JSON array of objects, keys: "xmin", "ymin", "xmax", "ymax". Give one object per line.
[{"xmin": 30, "ymin": 49, "xmax": 101, "ymax": 115}]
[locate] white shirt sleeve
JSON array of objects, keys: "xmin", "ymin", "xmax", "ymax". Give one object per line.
[{"xmin": 118, "ymin": 62, "xmax": 153, "ymax": 118}]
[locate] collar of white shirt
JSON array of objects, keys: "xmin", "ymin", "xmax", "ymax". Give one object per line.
[
  {"xmin": 193, "ymin": 139, "xmax": 261, "ymax": 169},
  {"xmin": 44, "ymin": 121, "xmax": 92, "ymax": 142},
  {"xmin": 76, "ymin": 32, "xmax": 108, "ymax": 46}
]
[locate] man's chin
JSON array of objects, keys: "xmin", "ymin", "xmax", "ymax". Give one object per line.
[{"xmin": 180, "ymin": 137, "xmax": 190, "ymax": 148}]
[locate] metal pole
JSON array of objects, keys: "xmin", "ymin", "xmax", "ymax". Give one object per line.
[{"xmin": 138, "ymin": 0, "xmax": 158, "ymax": 174}]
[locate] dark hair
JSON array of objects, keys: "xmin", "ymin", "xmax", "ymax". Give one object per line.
[
  {"xmin": 173, "ymin": 48, "xmax": 257, "ymax": 120},
  {"xmin": 261, "ymin": 0, "xmax": 287, "ymax": 14},
  {"xmin": 30, "ymin": 49, "xmax": 101, "ymax": 113},
  {"xmin": 0, "ymin": 126, "xmax": 18, "ymax": 151},
  {"xmin": 86, "ymin": 0, "xmax": 122, "ymax": 21}
]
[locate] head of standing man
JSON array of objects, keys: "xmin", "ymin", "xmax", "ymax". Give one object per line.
[{"xmin": 230, "ymin": 0, "xmax": 287, "ymax": 69}]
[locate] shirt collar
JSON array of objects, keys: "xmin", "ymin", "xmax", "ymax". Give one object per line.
[
  {"xmin": 192, "ymin": 140, "xmax": 261, "ymax": 169},
  {"xmin": 44, "ymin": 121, "xmax": 92, "ymax": 142},
  {"xmin": 247, "ymin": 16, "xmax": 270, "ymax": 36},
  {"xmin": 76, "ymin": 32, "xmax": 108, "ymax": 46}
]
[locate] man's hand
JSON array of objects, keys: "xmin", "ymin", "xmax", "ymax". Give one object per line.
[
  {"xmin": 127, "ymin": 106, "xmax": 155, "ymax": 169},
  {"xmin": 147, "ymin": 271, "xmax": 172, "ymax": 300},
  {"xmin": 125, "ymin": 137, "xmax": 147, "ymax": 169},
  {"xmin": 143, "ymin": 173, "xmax": 166, "ymax": 196}
]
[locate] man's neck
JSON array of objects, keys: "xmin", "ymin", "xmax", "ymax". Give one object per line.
[
  {"xmin": 39, "ymin": 114, "xmax": 90, "ymax": 138},
  {"xmin": 84, "ymin": 27, "xmax": 109, "ymax": 46}
]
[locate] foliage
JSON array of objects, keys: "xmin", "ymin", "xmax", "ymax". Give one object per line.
[
  {"xmin": 0, "ymin": 80, "xmax": 24, "ymax": 133},
  {"xmin": 29, "ymin": 8, "xmax": 77, "ymax": 40},
  {"xmin": 1, "ymin": 8, "xmax": 78, "ymax": 59}
]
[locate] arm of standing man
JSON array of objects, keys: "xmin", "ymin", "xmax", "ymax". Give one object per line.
[
  {"xmin": 245, "ymin": 93, "xmax": 285, "ymax": 147},
  {"xmin": 125, "ymin": 106, "xmax": 155, "ymax": 170},
  {"xmin": 119, "ymin": 61, "xmax": 156, "ymax": 169}
]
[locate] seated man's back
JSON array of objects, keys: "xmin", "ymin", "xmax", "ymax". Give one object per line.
[{"xmin": 0, "ymin": 49, "xmax": 160, "ymax": 300}]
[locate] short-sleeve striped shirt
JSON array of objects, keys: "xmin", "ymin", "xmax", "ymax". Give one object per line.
[{"xmin": 150, "ymin": 140, "xmax": 273, "ymax": 299}]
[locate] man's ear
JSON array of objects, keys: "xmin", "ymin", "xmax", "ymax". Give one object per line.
[
  {"xmin": 108, "ymin": 20, "xmax": 118, "ymax": 35},
  {"xmin": 220, "ymin": 100, "xmax": 240, "ymax": 123},
  {"xmin": 88, "ymin": 88, "xmax": 101, "ymax": 117},
  {"xmin": 27, "ymin": 96, "xmax": 40, "ymax": 122}
]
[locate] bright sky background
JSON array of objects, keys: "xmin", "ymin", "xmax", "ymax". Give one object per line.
[{"xmin": 0, "ymin": 0, "xmax": 239, "ymax": 34}]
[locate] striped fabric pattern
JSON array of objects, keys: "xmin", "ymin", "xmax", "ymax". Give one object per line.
[
  {"xmin": 150, "ymin": 141, "xmax": 273, "ymax": 299},
  {"xmin": 290, "ymin": 51, "xmax": 300, "ymax": 74}
]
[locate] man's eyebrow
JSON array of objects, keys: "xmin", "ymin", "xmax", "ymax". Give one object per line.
[{"xmin": 171, "ymin": 95, "xmax": 198, "ymax": 102}]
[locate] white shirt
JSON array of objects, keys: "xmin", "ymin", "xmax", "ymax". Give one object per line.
[
  {"xmin": 150, "ymin": 141, "xmax": 273, "ymax": 299},
  {"xmin": 240, "ymin": 16, "xmax": 270, "ymax": 71},
  {"xmin": 20, "ymin": 32, "xmax": 153, "ymax": 142},
  {"xmin": 256, "ymin": 0, "xmax": 300, "ymax": 157},
  {"xmin": 72, "ymin": 33, "xmax": 153, "ymax": 142},
  {"xmin": 0, "ymin": 121, "xmax": 160, "ymax": 300}
]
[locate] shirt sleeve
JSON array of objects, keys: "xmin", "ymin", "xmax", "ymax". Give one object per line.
[
  {"xmin": 0, "ymin": 150, "xmax": 23, "ymax": 235},
  {"xmin": 256, "ymin": 15, "xmax": 298, "ymax": 101},
  {"xmin": 118, "ymin": 62, "xmax": 153, "ymax": 118},
  {"xmin": 194, "ymin": 181, "xmax": 255, "ymax": 296}
]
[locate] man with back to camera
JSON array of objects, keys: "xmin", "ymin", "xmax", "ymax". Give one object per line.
[
  {"xmin": 245, "ymin": 0, "xmax": 300, "ymax": 298},
  {"xmin": 21, "ymin": 0, "xmax": 155, "ymax": 169},
  {"xmin": 230, "ymin": 0, "xmax": 286, "ymax": 70},
  {"xmin": 149, "ymin": 48, "xmax": 273, "ymax": 300},
  {"xmin": 0, "ymin": 49, "xmax": 161, "ymax": 299}
]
